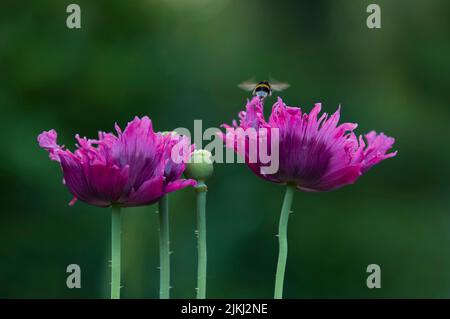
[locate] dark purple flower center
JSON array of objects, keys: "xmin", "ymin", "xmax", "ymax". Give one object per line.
[{"xmin": 278, "ymin": 135, "xmax": 331, "ymax": 185}]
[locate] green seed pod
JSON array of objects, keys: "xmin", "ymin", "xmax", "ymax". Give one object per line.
[{"xmin": 185, "ymin": 150, "xmax": 214, "ymax": 181}]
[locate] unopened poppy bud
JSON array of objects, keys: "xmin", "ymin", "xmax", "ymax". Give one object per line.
[{"xmin": 185, "ymin": 150, "xmax": 213, "ymax": 181}]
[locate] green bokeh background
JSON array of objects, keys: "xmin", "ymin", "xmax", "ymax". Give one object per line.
[{"xmin": 1, "ymin": 0, "xmax": 449, "ymax": 298}]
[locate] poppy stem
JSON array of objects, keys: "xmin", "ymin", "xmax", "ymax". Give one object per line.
[
  {"xmin": 158, "ymin": 195, "xmax": 170, "ymax": 299},
  {"xmin": 274, "ymin": 184, "xmax": 295, "ymax": 299},
  {"xmin": 195, "ymin": 180, "xmax": 208, "ymax": 299},
  {"xmin": 111, "ymin": 205, "xmax": 121, "ymax": 299}
]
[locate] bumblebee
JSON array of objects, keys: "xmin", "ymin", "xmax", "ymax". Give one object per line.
[{"xmin": 238, "ymin": 79, "xmax": 290, "ymax": 99}]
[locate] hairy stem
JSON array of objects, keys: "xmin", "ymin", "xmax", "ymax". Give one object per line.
[
  {"xmin": 195, "ymin": 180, "xmax": 208, "ymax": 299},
  {"xmin": 274, "ymin": 184, "xmax": 295, "ymax": 299},
  {"xmin": 158, "ymin": 195, "xmax": 170, "ymax": 299},
  {"xmin": 111, "ymin": 205, "xmax": 121, "ymax": 299}
]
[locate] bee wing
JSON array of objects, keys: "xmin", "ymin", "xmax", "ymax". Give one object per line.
[
  {"xmin": 271, "ymin": 82, "xmax": 290, "ymax": 91},
  {"xmin": 238, "ymin": 78, "xmax": 257, "ymax": 91},
  {"xmin": 269, "ymin": 77, "xmax": 290, "ymax": 91}
]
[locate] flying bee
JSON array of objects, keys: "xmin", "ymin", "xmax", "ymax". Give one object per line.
[{"xmin": 238, "ymin": 78, "xmax": 290, "ymax": 99}]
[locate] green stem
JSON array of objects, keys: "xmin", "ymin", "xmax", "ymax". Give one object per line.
[
  {"xmin": 111, "ymin": 205, "xmax": 122, "ymax": 299},
  {"xmin": 195, "ymin": 180, "xmax": 208, "ymax": 299},
  {"xmin": 158, "ymin": 195, "xmax": 170, "ymax": 299},
  {"xmin": 274, "ymin": 184, "xmax": 295, "ymax": 299}
]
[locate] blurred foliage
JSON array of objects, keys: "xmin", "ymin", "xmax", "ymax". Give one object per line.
[{"xmin": 0, "ymin": 0, "xmax": 449, "ymax": 298}]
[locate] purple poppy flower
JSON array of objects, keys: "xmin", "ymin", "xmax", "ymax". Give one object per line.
[
  {"xmin": 222, "ymin": 97, "xmax": 397, "ymax": 191},
  {"xmin": 38, "ymin": 116, "xmax": 196, "ymax": 207}
]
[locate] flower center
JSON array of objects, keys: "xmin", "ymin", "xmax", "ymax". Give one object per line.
[{"xmin": 279, "ymin": 136, "xmax": 331, "ymax": 186}]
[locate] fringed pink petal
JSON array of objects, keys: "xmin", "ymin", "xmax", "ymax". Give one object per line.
[
  {"xmin": 38, "ymin": 130, "xmax": 64, "ymax": 162},
  {"xmin": 360, "ymin": 131, "xmax": 397, "ymax": 172},
  {"xmin": 125, "ymin": 176, "xmax": 165, "ymax": 207},
  {"xmin": 165, "ymin": 179, "xmax": 197, "ymax": 193}
]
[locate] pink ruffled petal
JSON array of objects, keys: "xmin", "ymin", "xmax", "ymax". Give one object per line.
[
  {"xmin": 38, "ymin": 130, "xmax": 63, "ymax": 162},
  {"xmin": 125, "ymin": 176, "xmax": 165, "ymax": 207},
  {"xmin": 308, "ymin": 164, "xmax": 362, "ymax": 192},
  {"xmin": 360, "ymin": 131, "xmax": 397, "ymax": 172},
  {"xmin": 58, "ymin": 152, "xmax": 109, "ymax": 206},
  {"xmin": 86, "ymin": 164, "xmax": 130, "ymax": 204},
  {"xmin": 68, "ymin": 197, "xmax": 78, "ymax": 206},
  {"xmin": 165, "ymin": 179, "xmax": 197, "ymax": 193}
]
